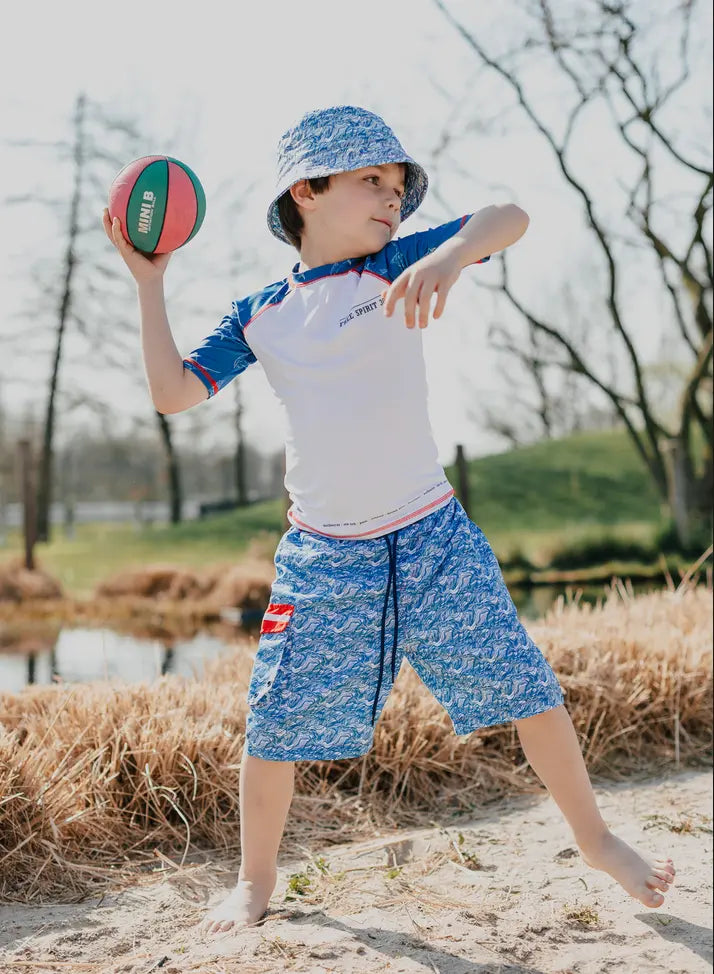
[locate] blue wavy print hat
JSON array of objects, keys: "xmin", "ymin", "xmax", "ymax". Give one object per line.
[{"xmin": 267, "ymin": 105, "xmax": 429, "ymax": 244}]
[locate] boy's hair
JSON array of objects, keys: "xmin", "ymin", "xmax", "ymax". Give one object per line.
[{"xmin": 276, "ymin": 176, "xmax": 331, "ymax": 250}]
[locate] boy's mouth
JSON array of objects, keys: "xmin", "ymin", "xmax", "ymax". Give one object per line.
[{"xmin": 373, "ymin": 218, "xmax": 392, "ymax": 230}]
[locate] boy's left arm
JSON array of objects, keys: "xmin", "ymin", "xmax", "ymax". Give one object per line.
[{"xmin": 382, "ymin": 204, "xmax": 529, "ymax": 329}]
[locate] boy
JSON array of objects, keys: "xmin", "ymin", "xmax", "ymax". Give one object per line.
[{"xmin": 102, "ymin": 105, "xmax": 675, "ymax": 936}]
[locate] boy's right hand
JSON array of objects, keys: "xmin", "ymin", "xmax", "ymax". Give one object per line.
[{"xmin": 102, "ymin": 207, "xmax": 172, "ymax": 284}]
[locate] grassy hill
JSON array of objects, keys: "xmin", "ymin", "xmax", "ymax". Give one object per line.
[
  {"xmin": 446, "ymin": 428, "xmax": 664, "ymax": 532},
  {"xmin": 1, "ymin": 428, "xmax": 691, "ymax": 599}
]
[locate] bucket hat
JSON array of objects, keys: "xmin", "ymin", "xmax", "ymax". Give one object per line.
[{"xmin": 267, "ymin": 105, "xmax": 429, "ymax": 244}]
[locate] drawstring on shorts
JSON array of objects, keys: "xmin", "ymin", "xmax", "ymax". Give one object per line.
[{"xmin": 371, "ymin": 529, "xmax": 400, "ymax": 725}]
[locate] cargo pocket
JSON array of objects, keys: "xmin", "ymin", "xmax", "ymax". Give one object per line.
[{"xmin": 246, "ymin": 627, "xmax": 293, "ymax": 710}]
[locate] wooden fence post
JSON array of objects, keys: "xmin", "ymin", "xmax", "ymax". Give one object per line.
[
  {"xmin": 282, "ymin": 453, "xmax": 291, "ymax": 530},
  {"xmin": 18, "ymin": 439, "xmax": 37, "ymax": 571},
  {"xmin": 455, "ymin": 443, "xmax": 470, "ymax": 518}
]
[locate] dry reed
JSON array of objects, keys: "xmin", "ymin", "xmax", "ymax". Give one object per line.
[
  {"xmin": 0, "ymin": 558, "xmax": 276, "ymax": 646},
  {"xmin": 0, "ymin": 573, "xmax": 711, "ymax": 905},
  {"xmin": 0, "ymin": 557, "xmax": 63, "ymax": 602}
]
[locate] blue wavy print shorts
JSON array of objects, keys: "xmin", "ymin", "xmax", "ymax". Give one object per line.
[{"xmin": 245, "ymin": 497, "xmax": 564, "ymax": 762}]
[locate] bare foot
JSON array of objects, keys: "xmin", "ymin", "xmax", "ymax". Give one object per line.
[
  {"xmin": 199, "ymin": 869, "xmax": 278, "ymax": 935},
  {"xmin": 578, "ymin": 831, "xmax": 675, "ymax": 908}
]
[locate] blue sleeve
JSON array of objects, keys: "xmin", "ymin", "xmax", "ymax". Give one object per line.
[
  {"xmin": 383, "ymin": 214, "xmax": 491, "ymax": 279},
  {"xmin": 182, "ymin": 305, "xmax": 257, "ymax": 398}
]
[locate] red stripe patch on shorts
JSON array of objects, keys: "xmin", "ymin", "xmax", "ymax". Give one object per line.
[{"xmin": 260, "ymin": 603, "xmax": 295, "ymax": 634}]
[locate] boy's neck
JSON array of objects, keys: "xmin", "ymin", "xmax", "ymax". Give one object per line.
[{"xmin": 296, "ymin": 236, "xmax": 362, "ymax": 272}]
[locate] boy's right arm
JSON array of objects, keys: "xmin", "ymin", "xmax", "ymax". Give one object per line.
[
  {"xmin": 136, "ymin": 278, "xmax": 209, "ymax": 413},
  {"xmin": 102, "ymin": 207, "xmax": 209, "ymax": 414}
]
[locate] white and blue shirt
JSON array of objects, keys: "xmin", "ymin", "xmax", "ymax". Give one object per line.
[{"xmin": 183, "ymin": 215, "xmax": 489, "ymax": 540}]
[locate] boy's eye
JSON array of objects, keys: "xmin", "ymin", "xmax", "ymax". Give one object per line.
[{"xmin": 366, "ymin": 174, "xmax": 404, "ymax": 198}]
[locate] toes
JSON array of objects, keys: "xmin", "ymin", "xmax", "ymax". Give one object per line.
[
  {"xmin": 646, "ymin": 890, "xmax": 665, "ymax": 908},
  {"xmin": 649, "ymin": 877, "xmax": 670, "ymax": 892},
  {"xmin": 646, "ymin": 873, "xmax": 670, "ymax": 895},
  {"xmin": 653, "ymin": 859, "xmax": 675, "ymax": 881}
]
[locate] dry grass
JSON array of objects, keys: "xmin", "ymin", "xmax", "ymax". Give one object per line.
[
  {"xmin": 0, "ymin": 554, "xmax": 275, "ymax": 647},
  {"xmin": 0, "ymin": 537, "xmax": 277, "ymax": 608},
  {"xmin": 0, "ymin": 572, "xmax": 711, "ymax": 907},
  {"xmin": 0, "ymin": 557, "xmax": 63, "ymax": 603}
]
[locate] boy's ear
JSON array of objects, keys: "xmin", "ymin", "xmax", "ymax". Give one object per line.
[{"xmin": 290, "ymin": 179, "xmax": 318, "ymax": 211}]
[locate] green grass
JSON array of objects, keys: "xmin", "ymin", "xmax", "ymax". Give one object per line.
[
  {"xmin": 444, "ymin": 428, "xmax": 677, "ymax": 568},
  {"xmin": 2, "ymin": 499, "xmax": 286, "ymax": 598},
  {"xmin": 445, "ymin": 428, "xmax": 666, "ymax": 532},
  {"xmin": 1, "ymin": 429, "xmax": 700, "ymax": 599}
]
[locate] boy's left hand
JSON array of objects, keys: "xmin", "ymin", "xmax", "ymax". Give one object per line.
[{"xmin": 381, "ymin": 250, "xmax": 462, "ymax": 329}]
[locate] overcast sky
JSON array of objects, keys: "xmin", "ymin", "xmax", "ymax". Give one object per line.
[{"xmin": 0, "ymin": 0, "xmax": 710, "ymax": 466}]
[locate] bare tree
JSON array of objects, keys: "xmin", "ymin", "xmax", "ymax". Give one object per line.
[
  {"xmin": 472, "ymin": 276, "xmax": 621, "ymax": 444},
  {"xmin": 35, "ymin": 93, "xmax": 86, "ymax": 542},
  {"xmin": 432, "ymin": 0, "xmax": 712, "ymax": 546},
  {"xmin": 221, "ymin": 183, "xmax": 261, "ymax": 509},
  {"xmin": 3, "ymin": 94, "xmax": 258, "ymax": 537},
  {"xmin": 3, "ymin": 93, "xmax": 166, "ymax": 539}
]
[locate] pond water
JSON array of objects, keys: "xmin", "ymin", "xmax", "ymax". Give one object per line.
[
  {"xmin": 0, "ymin": 627, "xmax": 243, "ymax": 694},
  {"xmin": 0, "ymin": 580, "xmax": 666, "ymax": 694}
]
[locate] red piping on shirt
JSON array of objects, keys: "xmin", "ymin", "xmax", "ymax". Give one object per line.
[
  {"xmin": 362, "ymin": 269, "xmax": 392, "ymax": 287},
  {"xmin": 243, "ymin": 297, "xmax": 286, "ymax": 330},
  {"xmin": 287, "ymin": 266, "xmax": 362, "ymax": 292},
  {"xmin": 184, "ymin": 357, "xmax": 218, "ymax": 396}
]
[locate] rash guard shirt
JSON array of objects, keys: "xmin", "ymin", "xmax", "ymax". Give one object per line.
[{"xmin": 183, "ymin": 215, "xmax": 489, "ymax": 540}]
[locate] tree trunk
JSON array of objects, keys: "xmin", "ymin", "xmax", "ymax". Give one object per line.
[
  {"xmin": 235, "ymin": 384, "xmax": 248, "ymax": 505},
  {"xmin": 664, "ymin": 436, "xmax": 712, "ymax": 550},
  {"xmin": 156, "ymin": 411, "xmax": 182, "ymax": 524},
  {"xmin": 36, "ymin": 93, "xmax": 86, "ymax": 543}
]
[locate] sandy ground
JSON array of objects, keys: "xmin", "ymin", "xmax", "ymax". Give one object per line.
[{"xmin": 1, "ymin": 768, "xmax": 711, "ymax": 974}]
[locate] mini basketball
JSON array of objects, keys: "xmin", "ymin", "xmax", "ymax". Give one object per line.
[{"xmin": 108, "ymin": 155, "xmax": 206, "ymax": 254}]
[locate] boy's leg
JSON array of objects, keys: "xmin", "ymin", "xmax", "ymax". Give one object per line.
[
  {"xmin": 200, "ymin": 748, "xmax": 295, "ymax": 935},
  {"xmin": 514, "ymin": 704, "xmax": 676, "ymax": 907},
  {"xmin": 399, "ymin": 503, "xmax": 677, "ymax": 910}
]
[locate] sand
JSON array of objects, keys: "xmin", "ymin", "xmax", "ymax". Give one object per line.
[{"xmin": 1, "ymin": 768, "xmax": 711, "ymax": 974}]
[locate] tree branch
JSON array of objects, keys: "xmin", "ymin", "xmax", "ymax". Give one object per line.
[{"xmin": 431, "ymin": 0, "xmax": 699, "ymax": 496}]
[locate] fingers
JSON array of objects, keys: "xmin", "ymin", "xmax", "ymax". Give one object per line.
[
  {"xmin": 102, "ymin": 207, "xmax": 114, "ymax": 243},
  {"xmin": 383, "ymin": 271, "xmax": 452, "ymax": 328},
  {"xmin": 112, "ymin": 216, "xmax": 129, "ymax": 250},
  {"xmin": 416, "ymin": 281, "xmax": 436, "ymax": 329},
  {"xmin": 382, "ymin": 276, "xmax": 407, "ymax": 317},
  {"xmin": 433, "ymin": 282, "xmax": 450, "ymax": 319},
  {"xmin": 102, "ymin": 208, "xmax": 133, "ymax": 254},
  {"xmin": 404, "ymin": 275, "xmax": 423, "ymax": 329}
]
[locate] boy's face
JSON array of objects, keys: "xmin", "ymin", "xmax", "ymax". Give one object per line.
[{"xmin": 296, "ymin": 162, "xmax": 406, "ymax": 259}]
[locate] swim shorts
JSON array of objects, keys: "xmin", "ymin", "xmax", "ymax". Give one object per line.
[{"xmin": 244, "ymin": 497, "xmax": 564, "ymax": 761}]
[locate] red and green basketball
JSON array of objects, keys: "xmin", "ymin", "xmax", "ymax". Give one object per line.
[{"xmin": 108, "ymin": 155, "xmax": 206, "ymax": 254}]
